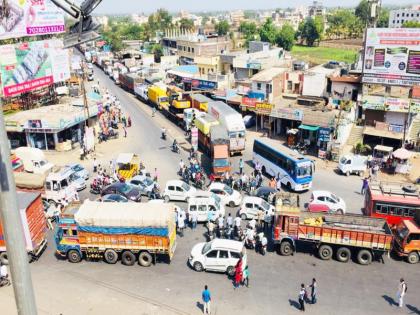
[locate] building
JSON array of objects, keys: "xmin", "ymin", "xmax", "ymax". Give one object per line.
[
  {"xmin": 308, "ymin": 1, "xmax": 325, "ymax": 17},
  {"xmin": 301, "ymin": 64, "xmax": 341, "ymax": 98},
  {"xmin": 250, "ymin": 67, "xmax": 286, "ymax": 103},
  {"xmin": 389, "ymin": 5, "xmax": 420, "ymax": 28},
  {"xmin": 230, "ymin": 10, "xmax": 245, "ymax": 27},
  {"xmin": 249, "ymin": 41, "xmax": 270, "ymax": 53}
]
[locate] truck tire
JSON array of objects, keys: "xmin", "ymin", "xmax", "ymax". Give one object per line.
[
  {"xmin": 407, "ymin": 252, "xmax": 419, "ymax": 264},
  {"xmin": 68, "ymin": 250, "xmax": 82, "ymax": 263},
  {"xmin": 336, "ymin": 247, "xmax": 351, "ymax": 263},
  {"xmin": 357, "ymin": 249, "xmax": 372, "ymax": 265},
  {"xmin": 121, "ymin": 251, "xmax": 136, "ymax": 266},
  {"xmin": 279, "ymin": 241, "xmax": 293, "ymax": 256},
  {"xmin": 193, "ymin": 261, "xmax": 203, "ymax": 272},
  {"xmin": 138, "ymin": 251, "xmax": 152, "ymax": 267},
  {"xmin": 104, "ymin": 249, "xmax": 118, "ymax": 264},
  {"xmin": 318, "ymin": 244, "xmax": 333, "ymax": 260},
  {"xmin": 0, "ymin": 252, "xmax": 8, "ymax": 265},
  {"xmin": 226, "ymin": 266, "xmax": 235, "ymax": 276}
]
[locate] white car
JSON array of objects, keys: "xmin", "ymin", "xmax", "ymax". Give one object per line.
[
  {"xmin": 208, "ymin": 182, "xmax": 242, "ymax": 207},
  {"xmin": 189, "ymin": 239, "xmax": 247, "ymax": 276},
  {"xmin": 239, "ymin": 196, "xmax": 275, "ymax": 220},
  {"xmin": 66, "ymin": 163, "xmax": 89, "ymax": 180},
  {"xmin": 68, "ymin": 172, "xmax": 86, "ymax": 191},
  {"xmin": 163, "ymin": 180, "xmax": 197, "ymax": 202},
  {"xmin": 308, "ymin": 190, "xmax": 347, "ymax": 214}
]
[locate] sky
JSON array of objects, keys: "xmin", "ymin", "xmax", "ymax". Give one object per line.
[{"xmin": 94, "ymin": 0, "xmax": 418, "ymax": 14}]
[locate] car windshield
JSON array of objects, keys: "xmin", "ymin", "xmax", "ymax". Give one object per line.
[
  {"xmin": 296, "ymin": 164, "xmax": 312, "ymax": 178},
  {"xmin": 143, "ymin": 178, "xmax": 154, "ymax": 186},
  {"xmin": 397, "ymin": 226, "xmax": 410, "ymax": 241},
  {"xmin": 224, "ymin": 185, "xmax": 233, "ymax": 195},
  {"xmin": 340, "ymin": 157, "xmax": 348, "ymax": 164},
  {"xmin": 73, "ymin": 165, "xmax": 83, "ymax": 172},
  {"xmin": 120, "ymin": 184, "xmax": 132, "ymax": 194},
  {"xmin": 261, "ymin": 200, "xmax": 270, "ymax": 211},
  {"xmin": 202, "ymin": 241, "xmax": 213, "ymax": 254},
  {"xmin": 213, "ymin": 158, "xmax": 229, "ymax": 167},
  {"xmin": 69, "ymin": 173, "xmax": 80, "ymax": 181},
  {"xmin": 182, "ymin": 182, "xmax": 190, "ymax": 191}
]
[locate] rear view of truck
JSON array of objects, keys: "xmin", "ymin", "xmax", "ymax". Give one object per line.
[
  {"xmin": 55, "ymin": 200, "xmax": 176, "ymax": 266},
  {"xmin": 0, "ymin": 192, "xmax": 47, "ymax": 265}
]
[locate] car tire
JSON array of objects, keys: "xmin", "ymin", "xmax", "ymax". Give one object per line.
[
  {"xmin": 336, "ymin": 209, "xmax": 344, "ymax": 215},
  {"xmin": 121, "ymin": 251, "xmax": 136, "ymax": 266},
  {"xmin": 138, "ymin": 251, "xmax": 153, "ymax": 267},
  {"xmin": 104, "ymin": 249, "xmax": 118, "ymax": 264},
  {"xmin": 357, "ymin": 249, "xmax": 372, "ymax": 265},
  {"xmin": 193, "ymin": 261, "xmax": 203, "ymax": 272},
  {"xmin": 241, "ymin": 213, "xmax": 247, "ymax": 220},
  {"xmin": 226, "ymin": 266, "xmax": 235, "ymax": 276},
  {"xmin": 407, "ymin": 252, "xmax": 419, "ymax": 264},
  {"xmin": 0, "ymin": 252, "xmax": 8, "ymax": 265},
  {"xmin": 336, "ymin": 247, "xmax": 351, "ymax": 263},
  {"xmin": 318, "ymin": 244, "xmax": 333, "ymax": 260},
  {"xmin": 68, "ymin": 250, "xmax": 82, "ymax": 263},
  {"xmin": 279, "ymin": 241, "xmax": 293, "ymax": 256},
  {"xmin": 164, "ymin": 195, "xmax": 170, "ymax": 203}
]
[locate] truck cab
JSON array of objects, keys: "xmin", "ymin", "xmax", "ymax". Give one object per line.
[
  {"xmin": 44, "ymin": 168, "xmax": 79, "ymax": 206},
  {"xmin": 55, "ymin": 203, "xmax": 82, "ymax": 263},
  {"xmin": 394, "ymin": 220, "xmax": 420, "ymax": 264}
]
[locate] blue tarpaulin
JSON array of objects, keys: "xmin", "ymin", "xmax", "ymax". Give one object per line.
[{"xmin": 78, "ymin": 226, "xmax": 169, "ymax": 236}]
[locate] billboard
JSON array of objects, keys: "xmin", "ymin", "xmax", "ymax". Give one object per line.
[
  {"xmin": 361, "ymin": 95, "xmax": 420, "ymax": 113},
  {"xmin": 0, "ymin": 0, "xmax": 65, "ymax": 40},
  {"xmin": 0, "ymin": 39, "xmax": 70, "ymax": 97},
  {"xmin": 362, "ymin": 28, "xmax": 420, "ymax": 86}
]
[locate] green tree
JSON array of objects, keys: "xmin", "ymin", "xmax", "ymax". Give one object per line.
[
  {"xmin": 259, "ymin": 18, "xmax": 277, "ymax": 44},
  {"xmin": 276, "ymin": 24, "xmax": 295, "ymax": 51},
  {"xmin": 355, "ymin": 0, "xmax": 370, "ymax": 25},
  {"xmin": 239, "ymin": 21, "xmax": 258, "ymax": 46},
  {"xmin": 377, "ymin": 9, "xmax": 389, "ymax": 27},
  {"xmin": 216, "ymin": 20, "xmax": 230, "ymax": 36},
  {"xmin": 151, "ymin": 44, "xmax": 163, "ymax": 63},
  {"xmin": 299, "ymin": 18, "xmax": 323, "ymax": 46},
  {"xmin": 402, "ymin": 20, "xmax": 420, "ymax": 28},
  {"xmin": 178, "ymin": 18, "xmax": 194, "ymax": 30}
]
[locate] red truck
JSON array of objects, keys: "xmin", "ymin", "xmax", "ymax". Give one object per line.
[
  {"xmin": 0, "ymin": 191, "xmax": 48, "ymax": 265},
  {"xmin": 273, "ymin": 205, "xmax": 393, "ymax": 265},
  {"xmin": 119, "ymin": 73, "xmax": 141, "ymax": 93}
]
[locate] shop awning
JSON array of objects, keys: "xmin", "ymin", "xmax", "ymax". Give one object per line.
[
  {"xmin": 299, "ymin": 124, "xmax": 319, "ymax": 131},
  {"xmin": 363, "ymin": 126, "xmax": 403, "ymax": 140}
]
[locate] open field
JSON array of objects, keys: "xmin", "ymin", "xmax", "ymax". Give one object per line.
[{"xmin": 291, "ymin": 45, "xmax": 359, "ymax": 65}]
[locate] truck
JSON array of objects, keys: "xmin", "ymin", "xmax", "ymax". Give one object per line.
[
  {"xmin": 273, "ymin": 202, "xmax": 393, "ymax": 265},
  {"xmin": 206, "ymin": 101, "xmax": 246, "ymax": 155},
  {"xmin": 0, "ymin": 191, "xmax": 48, "ymax": 265},
  {"xmin": 134, "ymin": 83, "xmax": 149, "ymax": 102},
  {"xmin": 183, "ymin": 108, "xmax": 201, "ymax": 131},
  {"xmin": 393, "ymin": 214, "xmax": 420, "ymax": 264},
  {"xmin": 338, "ymin": 154, "xmax": 368, "ymax": 176},
  {"xmin": 14, "ymin": 146, "xmax": 54, "ymax": 174},
  {"xmin": 148, "ymin": 84, "xmax": 169, "ymax": 110},
  {"xmin": 190, "ymin": 94, "xmax": 211, "ymax": 112},
  {"xmin": 55, "ymin": 200, "xmax": 177, "ymax": 266},
  {"xmin": 14, "ymin": 168, "xmax": 79, "ymax": 207},
  {"xmin": 119, "ymin": 73, "xmax": 141, "ymax": 93}
]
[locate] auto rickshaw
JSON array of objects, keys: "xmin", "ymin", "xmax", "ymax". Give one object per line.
[{"xmin": 116, "ymin": 153, "xmax": 140, "ymax": 180}]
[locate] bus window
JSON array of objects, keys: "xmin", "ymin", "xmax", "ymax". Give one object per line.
[{"xmin": 375, "ymin": 204, "xmax": 388, "ymax": 214}]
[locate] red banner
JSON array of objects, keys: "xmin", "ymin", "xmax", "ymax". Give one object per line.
[{"xmin": 242, "ymin": 96, "xmax": 257, "ymax": 108}]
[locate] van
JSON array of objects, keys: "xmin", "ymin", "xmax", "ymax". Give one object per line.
[
  {"xmin": 189, "ymin": 239, "xmax": 247, "ymax": 276},
  {"xmin": 239, "ymin": 196, "xmax": 275, "ymax": 220},
  {"xmin": 187, "ymin": 192, "xmax": 225, "ymax": 222},
  {"xmin": 338, "ymin": 154, "xmax": 367, "ymax": 176}
]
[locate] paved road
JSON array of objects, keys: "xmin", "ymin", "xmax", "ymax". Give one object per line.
[{"xmin": 2, "ymin": 64, "xmax": 419, "ymax": 315}]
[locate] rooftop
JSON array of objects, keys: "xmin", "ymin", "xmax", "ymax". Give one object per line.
[
  {"xmin": 329, "ymin": 75, "xmax": 361, "ymax": 83},
  {"xmin": 251, "ymin": 67, "xmax": 286, "ymax": 82},
  {"xmin": 16, "ymin": 191, "xmax": 40, "ymax": 210}
]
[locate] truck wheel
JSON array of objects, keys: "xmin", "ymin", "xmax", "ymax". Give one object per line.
[
  {"xmin": 407, "ymin": 252, "xmax": 419, "ymax": 264},
  {"xmin": 193, "ymin": 261, "xmax": 203, "ymax": 272},
  {"xmin": 138, "ymin": 251, "xmax": 152, "ymax": 267},
  {"xmin": 226, "ymin": 266, "xmax": 235, "ymax": 276},
  {"xmin": 336, "ymin": 209, "xmax": 344, "ymax": 215},
  {"xmin": 280, "ymin": 241, "xmax": 293, "ymax": 256},
  {"xmin": 318, "ymin": 245, "xmax": 333, "ymax": 260},
  {"xmin": 0, "ymin": 252, "xmax": 8, "ymax": 265},
  {"xmin": 121, "ymin": 251, "xmax": 136, "ymax": 266},
  {"xmin": 357, "ymin": 249, "xmax": 372, "ymax": 265},
  {"xmin": 68, "ymin": 250, "xmax": 82, "ymax": 263},
  {"xmin": 104, "ymin": 249, "xmax": 118, "ymax": 264},
  {"xmin": 336, "ymin": 247, "xmax": 351, "ymax": 263}
]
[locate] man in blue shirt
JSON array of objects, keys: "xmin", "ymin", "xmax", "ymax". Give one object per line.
[{"xmin": 202, "ymin": 285, "xmax": 211, "ymax": 314}]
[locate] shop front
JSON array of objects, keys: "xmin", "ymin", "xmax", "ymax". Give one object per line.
[{"xmin": 269, "ymin": 106, "xmax": 303, "ymax": 137}]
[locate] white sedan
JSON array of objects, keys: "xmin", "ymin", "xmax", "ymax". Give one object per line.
[
  {"xmin": 308, "ymin": 190, "xmax": 346, "ymax": 214},
  {"xmin": 208, "ymin": 182, "xmax": 242, "ymax": 207}
]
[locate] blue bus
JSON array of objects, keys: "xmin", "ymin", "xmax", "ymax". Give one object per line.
[{"xmin": 252, "ymin": 139, "xmax": 314, "ymax": 191}]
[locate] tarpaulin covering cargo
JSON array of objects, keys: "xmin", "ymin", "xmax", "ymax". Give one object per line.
[{"xmin": 14, "ymin": 172, "xmax": 46, "ymax": 189}]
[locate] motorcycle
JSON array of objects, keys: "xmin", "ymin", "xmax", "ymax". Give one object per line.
[
  {"xmin": 257, "ymin": 233, "xmax": 267, "ymax": 256},
  {"xmin": 172, "ymin": 143, "xmax": 180, "ymax": 154},
  {"xmin": 161, "ymin": 131, "xmax": 167, "ymax": 140},
  {"xmin": 245, "ymin": 237, "xmax": 255, "ymax": 249},
  {"xmin": 90, "ymin": 180, "xmax": 102, "ymax": 194}
]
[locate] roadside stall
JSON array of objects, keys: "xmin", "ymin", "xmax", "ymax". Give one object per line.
[
  {"xmin": 116, "ymin": 153, "xmax": 140, "ymax": 180},
  {"xmin": 392, "ymin": 148, "xmax": 412, "ymax": 174},
  {"xmin": 373, "ymin": 145, "xmax": 393, "ymax": 167},
  {"xmin": 286, "ymin": 129, "xmax": 299, "ymax": 147}
]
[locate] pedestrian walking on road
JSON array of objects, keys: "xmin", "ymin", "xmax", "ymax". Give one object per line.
[
  {"xmin": 298, "ymin": 283, "xmax": 306, "ymax": 311},
  {"xmin": 242, "ymin": 265, "xmax": 249, "ymax": 288},
  {"xmin": 202, "ymin": 285, "xmax": 211, "ymax": 314},
  {"xmin": 93, "ymin": 158, "xmax": 98, "ymax": 173},
  {"xmin": 234, "ymin": 258, "xmax": 243, "ymax": 289},
  {"xmin": 227, "ymin": 213, "xmax": 233, "ymax": 228},
  {"xmin": 397, "ymin": 278, "xmax": 407, "ymax": 308},
  {"xmin": 234, "ymin": 215, "xmax": 241, "ymax": 236},
  {"xmin": 191, "ymin": 211, "xmax": 198, "ymax": 230},
  {"xmin": 309, "ymin": 278, "xmax": 317, "ymax": 304},
  {"xmin": 153, "ymin": 168, "xmax": 159, "ymax": 182},
  {"xmin": 361, "ymin": 177, "xmax": 369, "ymax": 195},
  {"xmin": 239, "ymin": 158, "xmax": 244, "ymax": 175},
  {"xmin": 123, "ymin": 126, "xmax": 127, "ymax": 138},
  {"xmin": 178, "ymin": 210, "xmax": 185, "ymax": 237}
]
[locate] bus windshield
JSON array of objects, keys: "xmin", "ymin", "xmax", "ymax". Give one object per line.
[{"xmin": 296, "ymin": 164, "xmax": 312, "ymax": 178}]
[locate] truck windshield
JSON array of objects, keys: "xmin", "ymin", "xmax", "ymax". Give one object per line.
[
  {"xmin": 397, "ymin": 226, "xmax": 410, "ymax": 241},
  {"xmin": 159, "ymin": 97, "xmax": 168, "ymax": 103},
  {"xmin": 213, "ymin": 158, "xmax": 229, "ymax": 167},
  {"xmin": 340, "ymin": 157, "xmax": 348, "ymax": 164},
  {"xmin": 202, "ymin": 241, "xmax": 213, "ymax": 254}
]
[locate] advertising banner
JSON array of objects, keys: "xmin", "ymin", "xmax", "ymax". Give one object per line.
[
  {"xmin": 0, "ymin": 0, "xmax": 65, "ymax": 40},
  {"xmin": 255, "ymin": 102, "xmax": 273, "ymax": 115},
  {"xmin": 362, "ymin": 28, "xmax": 420, "ymax": 86},
  {"xmin": 0, "ymin": 39, "xmax": 70, "ymax": 97},
  {"xmin": 242, "ymin": 96, "xmax": 257, "ymax": 108},
  {"xmin": 361, "ymin": 95, "xmax": 419, "ymax": 113}
]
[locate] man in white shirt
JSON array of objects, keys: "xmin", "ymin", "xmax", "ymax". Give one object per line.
[
  {"xmin": 397, "ymin": 278, "xmax": 407, "ymax": 308},
  {"xmin": 0, "ymin": 263, "xmax": 8, "ymax": 281},
  {"xmin": 227, "ymin": 213, "xmax": 233, "ymax": 228},
  {"xmin": 191, "ymin": 211, "xmax": 198, "ymax": 230},
  {"xmin": 234, "ymin": 215, "xmax": 241, "ymax": 236},
  {"xmin": 249, "ymin": 217, "xmax": 257, "ymax": 230}
]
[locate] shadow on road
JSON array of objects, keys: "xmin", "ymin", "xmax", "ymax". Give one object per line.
[
  {"xmin": 382, "ymin": 295, "xmax": 397, "ymax": 306},
  {"xmin": 288, "ymin": 299, "xmax": 301, "ymax": 310},
  {"xmin": 196, "ymin": 301, "xmax": 204, "ymax": 313},
  {"xmin": 407, "ymin": 304, "xmax": 420, "ymax": 315}
]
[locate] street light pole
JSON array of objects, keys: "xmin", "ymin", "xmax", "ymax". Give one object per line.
[{"xmin": 0, "ymin": 109, "xmax": 38, "ymax": 315}]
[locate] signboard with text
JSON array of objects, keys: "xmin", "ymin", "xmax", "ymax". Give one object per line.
[
  {"xmin": 255, "ymin": 102, "xmax": 273, "ymax": 115},
  {"xmin": 362, "ymin": 28, "xmax": 420, "ymax": 86},
  {"xmin": 0, "ymin": 39, "xmax": 70, "ymax": 97},
  {"xmin": 242, "ymin": 96, "xmax": 257, "ymax": 108},
  {"xmin": 270, "ymin": 107, "xmax": 303, "ymax": 121},
  {"xmin": 361, "ymin": 95, "xmax": 420, "ymax": 113},
  {"xmin": 0, "ymin": 0, "xmax": 65, "ymax": 40}
]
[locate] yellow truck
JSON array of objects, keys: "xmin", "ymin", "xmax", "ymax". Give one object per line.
[{"xmin": 148, "ymin": 85, "xmax": 169, "ymax": 110}]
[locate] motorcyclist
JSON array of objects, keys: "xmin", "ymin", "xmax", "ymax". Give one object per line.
[
  {"xmin": 172, "ymin": 139, "xmax": 179, "ymax": 152},
  {"xmin": 245, "ymin": 228, "xmax": 256, "ymax": 248},
  {"xmin": 161, "ymin": 127, "xmax": 167, "ymax": 139},
  {"xmin": 257, "ymin": 232, "xmax": 268, "ymax": 255}
]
